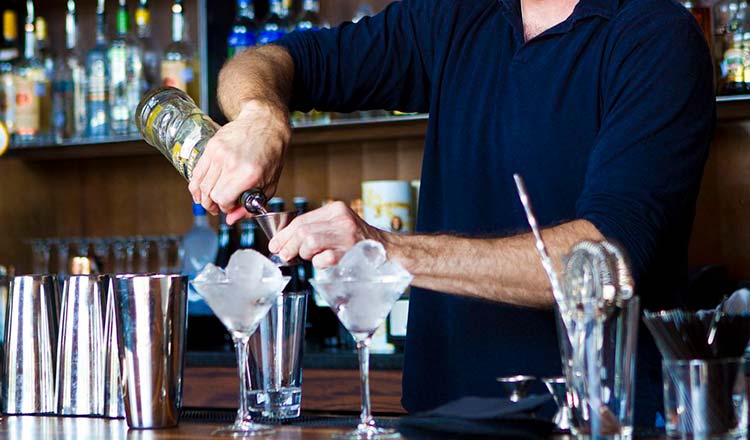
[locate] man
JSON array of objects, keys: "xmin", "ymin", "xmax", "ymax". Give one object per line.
[{"xmin": 188, "ymin": 0, "xmax": 714, "ymax": 427}]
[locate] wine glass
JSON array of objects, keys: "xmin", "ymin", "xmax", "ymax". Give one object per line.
[
  {"xmin": 310, "ymin": 273, "xmax": 412, "ymax": 439},
  {"xmin": 192, "ymin": 267, "xmax": 290, "ymax": 437}
]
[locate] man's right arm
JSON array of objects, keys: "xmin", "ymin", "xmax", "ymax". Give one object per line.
[{"xmin": 189, "ymin": 0, "xmax": 437, "ymax": 220}]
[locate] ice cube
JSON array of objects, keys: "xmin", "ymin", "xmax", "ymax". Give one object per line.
[
  {"xmin": 193, "ymin": 263, "xmax": 228, "ymax": 285},
  {"xmin": 336, "ymin": 240, "xmax": 387, "ymax": 279},
  {"xmin": 226, "ymin": 249, "xmax": 271, "ymax": 287}
]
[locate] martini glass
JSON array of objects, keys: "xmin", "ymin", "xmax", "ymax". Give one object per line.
[
  {"xmin": 192, "ymin": 273, "xmax": 290, "ymax": 437},
  {"xmin": 310, "ymin": 274, "xmax": 412, "ymax": 439}
]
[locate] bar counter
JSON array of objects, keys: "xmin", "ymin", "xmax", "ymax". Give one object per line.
[{"xmin": 0, "ymin": 414, "xmax": 665, "ymax": 440}]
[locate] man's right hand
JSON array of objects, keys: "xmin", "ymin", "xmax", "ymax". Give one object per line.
[{"xmin": 188, "ymin": 99, "xmax": 291, "ymax": 225}]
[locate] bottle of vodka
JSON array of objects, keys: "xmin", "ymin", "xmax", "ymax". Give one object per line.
[
  {"xmin": 227, "ymin": 0, "xmax": 258, "ymax": 58},
  {"xmin": 85, "ymin": 0, "xmax": 110, "ymax": 138},
  {"xmin": 135, "ymin": 0, "xmax": 159, "ymax": 93},
  {"xmin": 162, "ymin": 0, "xmax": 195, "ymax": 100},
  {"xmin": 13, "ymin": 1, "xmax": 45, "ymax": 143},
  {"xmin": 53, "ymin": 0, "xmax": 86, "ymax": 141},
  {"xmin": 108, "ymin": 0, "xmax": 144, "ymax": 135}
]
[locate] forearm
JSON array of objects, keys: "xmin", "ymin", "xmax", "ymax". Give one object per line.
[
  {"xmin": 386, "ymin": 220, "xmax": 603, "ymax": 308},
  {"xmin": 217, "ymin": 45, "xmax": 294, "ymax": 121}
]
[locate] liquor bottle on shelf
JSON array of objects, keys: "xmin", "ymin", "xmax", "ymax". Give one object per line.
[
  {"xmin": 291, "ymin": 0, "xmax": 330, "ymax": 126},
  {"xmin": 215, "ymin": 212, "xmax": 238, "ymax": 268},
  {"xmin": 34, "ymin": 17, "xmax": 53, "ymax": 78},
  {"xmin": 52, "ymin": 0, "xmax": 86, "ymax": 141},
  {"xmin": 257, "ymin": 0, "xmax": 287, "ymax": 45},
  {"xmin": 135, "ymin": 0, "xmax": 160, "ymax": 94},
  {"xmin": 717, "ymin": 1, "xmax": 749, "ymax": 95},
  {"xmin": 227, "ymin": 0, "xmax": 258, "ymax": 58},
  {"xmin": 85, "ymin": 0, "xmax": 110, "ymax": 138},
  {"xmin": 13, "ymin": 1, "xmax": 46, "ymax": 143},
  {"xmin": 0, "ymin": 2, "xmax": 19, "ymax": 135},
  {"xmin": 238, "ymin": 218, "xmax": 258, "ymax": 251},
  {"xmin": 109, "ymin": 0, "xmax": 144, "ymax": 136},
  {"xmin": 183, "ymin": 203, "xmax": 228, "ymax": 352},
  {"xmin": 268, "ymin": 196, "xmax": 286, "ymax": 212},
  {"xmin": 162, "ymin": 0, "xmax": 196, "ymax": 101}
]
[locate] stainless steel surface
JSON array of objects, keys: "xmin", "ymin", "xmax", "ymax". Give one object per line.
[
  {"xmin": 495, "ymin": 375, "xmax": 535, "ymax": 403},
  {"xmin": 55, "ymin": 275, "xmax": 105, "ymax": 416},
  {"xmin": 249, "ymin": 291, "xmax": 308, "ymax": 418},
  {"xmin": 114, "ymin": 274, "xmax": 188, "ymax": 429},
  {"xmin": 542, "ymin": 376, "xmax": 572, "ymax": 431},
  {"xmin": 0, "ymin": 265, "xmax": 9, "ymax": 356},
  {"xmin": 3, "ymin": 274, "xmax": 60, "ymax": 414},
  {"xmin": 255, "ymin": 211, "xmax": 298, "ymax": 241},
  {"xmin": 100, "ymin": 275, "xmax": 125, "ymax": 419}
]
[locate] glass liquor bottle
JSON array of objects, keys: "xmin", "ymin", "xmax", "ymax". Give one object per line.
[
  {"xmin": 108, "ymin": 0, "xmax": 144, "ymax": 135},
  {"xmin": 215, "ymin": 212, "xmax": 239, "ymax": 268},
  {"xmin": 135, "ymin": 86, "xmax": 267, "ymax": 212},
  {"xmin": 0, "ymin": 2, "xmax": 19, "ymax": 135},
  {"xmin": 85, "ymin": 0, "xmax": 110, "ymax": 138},
  {"xmin": 162, "ymin": 0, "xmax": 196, "ymax": 100},
  {"xmin": 136, "ymin": 0, "xmax": 160, "ymax": 93},
  {"xmin": 228, "ymin": 0, "xmax": 258, "ymax": 58},
  {"xmin": 35, "ymin": 16, "xmax": 53, "ymax": 138},
  {"xmin": 720, "ymin": 1, "xmax": 749, "ymax": 94},
  {"xmin": 257, "ymin": 0, "xmax": 287, "ymax": 45},
  {"xmin": 53, "ymin": 0, "xmax": 86, "ymax": 141},
  {"xmin": 13, "ymin": 1, "xmax": 45, "ymax": 143}
]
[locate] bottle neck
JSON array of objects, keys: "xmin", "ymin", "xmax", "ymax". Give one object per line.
[
  {"xmin": 194, "ymin": 214, "xmax": 209, "ymax": 227},
  {"xmin": 269, "ymin": 0, "xmax": 283, "ymax": 18},
  {"xmin": 136, "ymin": 5, "xmax": 151, "ymax": 38},
  {"xmin": 23, "ymin": 23, "xmax": 35, "ymax": 60},
  {"xmin": 65, "ymin": 7, "xmax": 77, "ymax": 51},
  {"xmin": 238, "ymin": 1, "xmax": 255, "ymax": 20},
  {"xmin": 116, "ymin": 5, "xmax": 129, "ymax": 37},
  {"xmin": 172, "ymin": 3, "xmax": 185, "ymax": 43},
  {"xmin": 3, "ymin": 10, "xmax": 18, "ymax": 46},
  {"xmin": 303, "ymin": 0, "xmax": 318, "ymax": 14},
  {"xmin": 95, "ymin": 0, "xmax": 107, "ymax": 45},
  {"xmin": 240, "ymin": 224, "xmax": 255, "ymax": 248}
]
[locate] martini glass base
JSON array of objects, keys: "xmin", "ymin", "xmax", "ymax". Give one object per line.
[
  {"xmin": 211, "ymin": 421, "xmax": 276, "ymax": 437},
  {"xmin": 331, "ymin": 425, "xmax": 402, "ymax": 439}
]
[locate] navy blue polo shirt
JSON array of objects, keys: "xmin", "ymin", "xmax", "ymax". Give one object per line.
[{"xmin": 276, "ymin": 0, "xmax": 714, "ymax": 427}]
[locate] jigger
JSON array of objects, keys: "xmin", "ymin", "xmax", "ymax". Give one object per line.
[
  {"xmin": 496, "ymin": 375, "xmax": 536, "ymax": 403},
  {"xmin": 3, "ymin": 274, "xmax": 60, "ymax": 414},
  {"xmin": 542, "ymin": 376, "xmax": 572, "ymax": 431},
  {"xmin": 55, "ymin": 275, "xmax": 105, "ymax": 416}
]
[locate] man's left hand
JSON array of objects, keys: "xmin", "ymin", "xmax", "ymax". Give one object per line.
[{"xmin": 268, "ymin": 201, "xmax": 389, "ymax": 268}]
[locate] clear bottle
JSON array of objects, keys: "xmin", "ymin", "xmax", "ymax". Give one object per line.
[
  {"xmin": 215, "ymin": 212, "xmax": 238, "ymax": 268},
  {"xmin": 34, "ymin": 16, "xmax": 53, "ymax": 137},
  {"xmin": 0, "ymin": 2, "xmax": 19, "ymax": 135},
  {"xmin": 85, "ymin": 0, "xmax": 110, "ymax": 138},
  {"xmin": 135, "ymin": 86, "xmax": 268, "ymax": 212},
  {"xmin": 136, "ymin": 0, "xmax": 160, "ymax": 94},
  {"xmin": 108, "ymin": 0, "xmax": 144, "ymax": 135},
  {"xmin": 52, "ymin": 0, "xmax": 86, "ymax": 141},
  {"xmin": 183, "ymin": 203, "xmax": 219, "ymax": 316},
  {"xmin": 13, "ymin": 1, "xmax": 45, "ymax": 143},
  {"xmin": 162, "ymin": 0, "xmax": 196, "ymax": 100},
  {"xmin": 227, "ymin": 0, "xmax": 258, "ymax": 58},
  {"xmin": 257, "ymin": 0, "xmax": 287, "ymax": 45}
]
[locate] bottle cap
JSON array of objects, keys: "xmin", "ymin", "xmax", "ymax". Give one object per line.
[{"xmin": 192, "ymin": 203, "xmax": 207, "ymax": 216}]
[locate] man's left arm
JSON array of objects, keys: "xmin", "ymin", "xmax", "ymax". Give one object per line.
[{"xmin": 269, "ymin": 11, "xmax": 714, "ymax": 309}]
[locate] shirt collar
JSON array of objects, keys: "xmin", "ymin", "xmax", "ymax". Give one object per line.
[{"xmin": 499, "ymin": 0, "xmax": 619, "ymax": 22}]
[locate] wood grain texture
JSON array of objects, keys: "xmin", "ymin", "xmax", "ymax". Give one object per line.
[{"xmin": 183, "ymin": 367, "xmax": 405, "ymax": 414}]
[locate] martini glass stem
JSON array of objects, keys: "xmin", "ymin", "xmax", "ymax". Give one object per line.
[
  {"xmin": 357, "ymin": 338, "xmax": 375, "ymax": 430},
  {"xmin": 234, "ymin": 334, "xmax": 254, "ymax": 425}
]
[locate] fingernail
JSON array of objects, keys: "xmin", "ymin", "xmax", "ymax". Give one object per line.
[{"xmin": 268, "ymin": 240, "xmax": 277, "ymax": 252}]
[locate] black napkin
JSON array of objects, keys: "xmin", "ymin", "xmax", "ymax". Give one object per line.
[{"xmin": 398, "ymin": 395, "xmax": 555, "ymax": 439}]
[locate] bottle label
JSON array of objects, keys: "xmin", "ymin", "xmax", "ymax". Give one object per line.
[
  {"xmin": 162, "ymin": 60, "xmax": 188, "ymax": 92},
  {"xmin": 14, "ymin": 75, "xmax": 40, "ymax": 135},
  {"xmin": 722, "ymin": 47, "xmax": 748, "ymax": 83},
  {"xmin": 87, "ymin": 59, "xmax": 108, "ymax": 102},
  {"xmin": 3, "ymin": 11, "xmax": 17, "ymax": 41}
]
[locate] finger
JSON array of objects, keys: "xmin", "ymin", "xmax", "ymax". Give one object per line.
[
  {"xmin": 200, "ymin": 165, "xmax": 222, "ymax": 215},
  {"xmin": 298, "ymin": 228, "xmax": 339, "ymax": 261},
  {"xmin": 270, "ymin": 202, "xmax": 348, "ymax": 252},
  {"xmin": 189, "ymin": 148, "xmax": 213, "ymax": 201},
  {"xmin": 312, "ymin": 249, "xmax": 342, "ymax": 269},
  {"xmin": 211, "ymin": 172, "xmax": 256, "ymax": 214},
  {"xmin": 226, "ymin": 206, "xmax": 251, "ymax": 226},
  {"xmin": 277, "ymin": 222, "xmax": 326, "ymax": 262}
]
